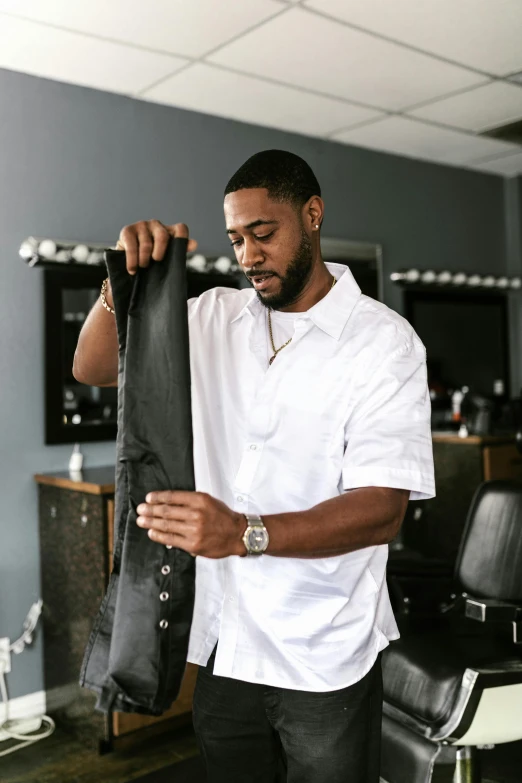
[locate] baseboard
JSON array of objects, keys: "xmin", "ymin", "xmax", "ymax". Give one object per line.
[{"xmin": 0, "ymin": 690, "xmax": 46, "ymax": 740}]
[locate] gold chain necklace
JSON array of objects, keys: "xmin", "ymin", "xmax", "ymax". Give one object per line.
[{"xmin": 268, "ymin": 275, "xmax": 336, "ymax": 366}]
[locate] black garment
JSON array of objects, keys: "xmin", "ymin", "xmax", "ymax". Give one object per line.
[
  {"xmin": 80, "ymin": 239, "xmax": 196, "ymax": 715},
  {"xmin": 193, "ymin": 647, "xmax": 383, "ymax": 783}
]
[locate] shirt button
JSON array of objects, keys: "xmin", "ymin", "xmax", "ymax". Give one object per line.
[
  {"xmin": 249, "ymin": 444, "xmax": 257, "ymax": 451},
  {"xmin": 161, "ymin": 565, "xmax": 171, "ymax": 575},
  {"xmin": 159, "ymin": 592, "xmax": 169, "ymax": 602},
  {"xmin": 159, "ymin": 619, "xmax": 168, "ymax": 630},
  {"xmin": 236, "ymin": 495, "xmax": 244, "ymax": 503},
  {"xmin": 229, "ymin": 596, "xmax": 235, "ymax": 603}
]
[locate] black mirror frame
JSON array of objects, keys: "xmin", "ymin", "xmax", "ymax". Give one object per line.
[{"xmin": 44, "ymin": 266, "xmax": 117, "ymax": 445}]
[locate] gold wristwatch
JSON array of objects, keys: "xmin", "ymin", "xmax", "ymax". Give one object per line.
[{"xmin": 242, "ymin": 514, "xmax": 269, "ymax": 556}]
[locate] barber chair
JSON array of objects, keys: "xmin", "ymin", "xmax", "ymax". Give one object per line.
[{"xmin": 381, "ymin": 480, "xmax": 522, "ymax": 783}]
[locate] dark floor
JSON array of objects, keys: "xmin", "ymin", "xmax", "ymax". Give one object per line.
[
  {"xmin": 2, "ymin": 717, "xmax": 522, "ymax": 783},
  {"xmin": 0, "ymin": 718, "xmax": 199, "ymax": 783}
]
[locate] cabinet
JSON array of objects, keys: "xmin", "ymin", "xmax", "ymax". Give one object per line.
[
  {"xmin": 404, "ymin": 435, "xmax": 522, "ymax": 565},
  {"xmin": 35, "ymin": 466, "xmax": 197, "ymax": 751}
]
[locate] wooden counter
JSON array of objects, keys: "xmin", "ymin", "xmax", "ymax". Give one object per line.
[{"xmin": 431, "ymin": 432, "xmax": 516, "ymax": 446}]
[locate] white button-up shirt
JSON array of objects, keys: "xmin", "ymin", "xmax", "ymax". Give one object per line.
[{"xmin": 186, "ymin": 262, "xmax": 435, "ymax": 691}]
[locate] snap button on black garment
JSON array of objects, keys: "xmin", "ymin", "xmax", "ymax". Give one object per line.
[{"xmin": 79, "ymin": 239, "xmax": 196, "ymax": 716}]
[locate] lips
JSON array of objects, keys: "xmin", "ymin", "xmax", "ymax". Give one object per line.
[{"xmin": 250, "ymin": 273, "xmax": 276, "ymax": 291}]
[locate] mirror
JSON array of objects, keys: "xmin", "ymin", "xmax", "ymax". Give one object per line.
[
  {"xmin": 43, "ymin": 264, "xmax": 245, "ymax": 445},
  {"xmin": 320, "ymin": 237, "xmax": 383, "ymax": 301},
  {"xmin": 44, "ymin": 267, "xmax": 118, "ymax": 444}
]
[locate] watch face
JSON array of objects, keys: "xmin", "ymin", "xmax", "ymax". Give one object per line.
[{"xmin": 246, "ymin": 526, "xmax": 269, "ymax": 553}]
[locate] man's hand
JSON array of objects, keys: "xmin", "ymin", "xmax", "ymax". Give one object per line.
[
  {"xmin": 136, "ymin": 491, "xmax": 247, "ymax": 558},
  {"xmin": 116, "ymin": 220, "xmax": 198, "ymax": 276}
]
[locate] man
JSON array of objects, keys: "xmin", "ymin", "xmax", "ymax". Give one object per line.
[{"xmin": 74, "ymin": 149, "xmax": 434, "ymax": 782}]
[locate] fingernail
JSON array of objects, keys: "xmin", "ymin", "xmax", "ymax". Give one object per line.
[{"xmin": 137, "ymin": 516, "xmax": 145, "ymax": 526}]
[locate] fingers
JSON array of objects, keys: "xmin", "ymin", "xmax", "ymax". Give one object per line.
[
  {"xmin": 136, "ymin": 223, "xmax": 154, "ymax": 270},
  {"xmin": 166, "ymin": 223, "xmax": 198, "ymax": 252},
  {"xmin": 144, "ymin": 490, "xmax": 204, "ymax": 506},
  {"xmin": 118, "ymin": 225, "xmax": 139, "ymax": 275},
  {"xmin": 116, "ymin": 220, "xmax": 197, "ymax": 275},
  {"xmin": 137, "ymin": 504, "xmax": 199, "ymax": 525},
  {"xmin": 149, "ymin": 220, "xmax": 170, "ymax": 262},
  {"xmin": 147, "ymin": 528, "xmax": 186, "ymax": 548}
]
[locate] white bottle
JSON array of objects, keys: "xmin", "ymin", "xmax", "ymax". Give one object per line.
[{"xmin": 69, "ymin": 443, "xmax": 84, "ymax": 473}]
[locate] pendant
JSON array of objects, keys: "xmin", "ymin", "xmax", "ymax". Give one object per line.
[{"xmin": 269, "ymin": 354, "xmax": 276, "ymax": 366}]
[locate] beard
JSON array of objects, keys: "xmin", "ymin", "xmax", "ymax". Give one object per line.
[{"xmin": 251, "ymin": 229, "xmax": 314, "ymax": 311}]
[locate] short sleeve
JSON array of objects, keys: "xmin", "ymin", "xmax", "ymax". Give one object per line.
[{"xmin": 342, "ymin": 338, "xmax": 435, "ymax": 501}]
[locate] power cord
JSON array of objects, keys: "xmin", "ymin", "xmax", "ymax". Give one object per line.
[{"xmin": 0, "ymin": 600, "xmax": 55, "ymax": 757}]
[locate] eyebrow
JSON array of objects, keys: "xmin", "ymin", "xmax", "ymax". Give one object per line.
[{"xmin": 226, "ymin": 219, "xmax": 278, "ymax": 235}]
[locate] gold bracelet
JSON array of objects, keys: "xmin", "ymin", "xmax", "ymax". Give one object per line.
[{"xmin": 100, "ymin": 277, "xmax": 115, "ymax": 314}]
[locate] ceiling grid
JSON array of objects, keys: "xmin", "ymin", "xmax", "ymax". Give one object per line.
[{"xmin": 0, "ymin": 0, "xmax": 520, "ymax": 176}]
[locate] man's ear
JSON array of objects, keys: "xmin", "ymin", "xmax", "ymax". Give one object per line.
[{"xmin": 303, "ymin": 196, "xmax": 324, "ymax": 233}]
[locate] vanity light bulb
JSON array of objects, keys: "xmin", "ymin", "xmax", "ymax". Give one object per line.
[
  {"xmin": 187, "ymin": 254, "xmax": 207, "ymax": 272},
  {"xmin": 482, "ymin": 275, "xmax": 496, "ymax": 287},
  {"xmin": 421, "ymin": 270, "xmax": 436, "ymax": 283},
  {"xmin": 214, "ymin": 256, "xmax": 232, "ymax": 274},
  {"xmin": 87, "ymin": 251, "xmax": 102, "ymax": 265},
  {"xmin": 72, "ymin": 244, "xmax": 90, "ymax": 263},
  {"xmin": 405, "ymin": 269, "xmax": 420, "ymax": 283},
  {"xmin": 437, "ymin": 271, "xmax": 452, "ymax": 284},
  {"xmin": 467, "ymin": 275, "xmax": 482, "ymax": 287},
  {"xmin": 510, "ymin": 277, "xmax": 521, "ymax": 289},
  {"xmin": 19, "ymin": 238, "xmax": 38, "ymax": 260},
  {"xmin": 496, "ymin": 277, "xmax": 509, "ymax": 288},
  {"xmin": 452, "ymin": 273, "xmax": 467, "ymax": 285},
  {"xmin": 55, "ymin": 249, "xmax": 72, "ymax": 263},
  {"xmin": 39, "ymin": 239, "xmax": 57, "ymax": 259}
]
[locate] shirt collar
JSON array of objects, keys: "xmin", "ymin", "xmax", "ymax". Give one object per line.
[{"xmin": 230, "ymin": 262, "xmax": 361, "ymax": 340}]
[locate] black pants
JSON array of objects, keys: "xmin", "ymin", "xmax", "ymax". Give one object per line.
[{"xmin": 192, "ymin": 648, "xmax": 383, "ymax": 783}]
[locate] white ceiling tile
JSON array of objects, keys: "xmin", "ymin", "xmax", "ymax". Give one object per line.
[
  {"xmin": 408, "ymin": 82, "xmax": 522, "ymax": 132},
  {"xmin": 305, "ymin": 0, "xmax": 522, "ymax": 76},
  {"xmin": 209, "ymin": 7, "xmax": 484, "ymax": 112},
  {"xmin": 0, "ymin": 15, "xmax": 186, "ymax": 95},
  {"xmin": 0, "ymin": 0, "xmax": 284, "ymax": 58},
  {"xmin": 467, "ymin": 152, "xmax": 522, "ymax": 177},
  {"xmin": 144, "ymin": 63, "xmax": 384, "ymax": 137},
  {"xmin": 332, "ymin": 116, "xmax": 521, "ymax": 166}
]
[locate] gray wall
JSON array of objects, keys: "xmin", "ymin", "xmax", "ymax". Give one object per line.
[{"xmin": 0, "ymin": 67, "xmax": 511, "ymax": 700}]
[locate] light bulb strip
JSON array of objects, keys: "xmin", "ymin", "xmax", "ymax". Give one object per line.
[
  {"xmin": 19, "ymin": 237, "xmax": 240, "ymax": 276},
  {"xmin": 390, "ymin": 268, "xmax": 521, "ymax": 290}
]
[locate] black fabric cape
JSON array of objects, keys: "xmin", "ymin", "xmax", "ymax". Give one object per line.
[{"xmin": 80, "ymin": 239, "xmax": 196, "ymax": 715}]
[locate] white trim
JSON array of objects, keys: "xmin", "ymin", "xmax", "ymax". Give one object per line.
[
  {"xmin": 0, "ymin": 690, "xmax": 46, "ymax": 740},
  {"xmin": 453, "ymin": 683, "xmax": 522, "ymax": 746}
]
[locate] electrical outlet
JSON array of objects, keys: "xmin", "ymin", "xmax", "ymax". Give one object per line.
[{"xmin": 0, "ymin": 638, "xmax": 11, "ymax": 674}]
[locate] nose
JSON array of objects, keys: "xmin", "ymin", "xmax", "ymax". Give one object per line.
[{"xmin": 241, "ymin": 237, "xmax": 264, "ymax": 273}]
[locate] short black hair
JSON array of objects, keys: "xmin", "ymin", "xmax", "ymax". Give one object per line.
[{"xmin": 224, "ymin": 149, "xmax": 321, "ymax": 208}]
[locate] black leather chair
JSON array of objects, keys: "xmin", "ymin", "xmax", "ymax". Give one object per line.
[{"xmin": 381, "ymin": 480, "xmax": 522, "ymax": 783}]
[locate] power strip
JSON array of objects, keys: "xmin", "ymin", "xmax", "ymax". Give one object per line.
[{"xmin": 0, "ymin": 717, "xmax": 43, "ymax": 743}]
